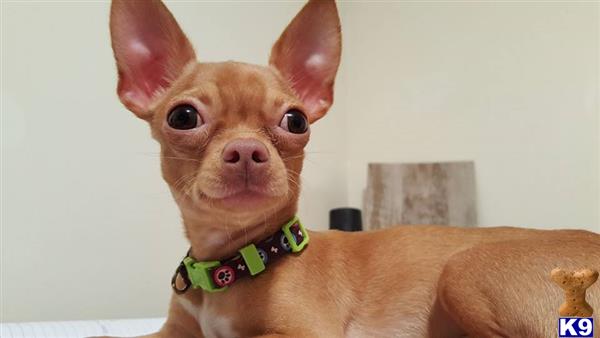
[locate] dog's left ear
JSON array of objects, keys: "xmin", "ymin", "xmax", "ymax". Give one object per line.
[
  {"xmin": 270, "ymin": 0, "xmax": 341, "ymax": 123},
  {"xmin": 110, "ymin": 0, "xmax": 196, "ymax": 120}
]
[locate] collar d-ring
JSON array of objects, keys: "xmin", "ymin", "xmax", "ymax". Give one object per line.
[{"xmin": 171, "ymin": 260, "xmax": 191, "ymax": 294}]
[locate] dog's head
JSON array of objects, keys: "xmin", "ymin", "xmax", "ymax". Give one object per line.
[{"xmin": 109, "ymin": 0, "xmax": 341, "ymax": 225}]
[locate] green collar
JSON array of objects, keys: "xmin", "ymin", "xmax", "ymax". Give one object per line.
[{"xmin": 171, "ymin": 216, "xmax": 309, "ymax": 293}]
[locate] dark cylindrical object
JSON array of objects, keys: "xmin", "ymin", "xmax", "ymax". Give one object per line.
[{"xmin": 329, "ymin": 208, "xmax": 363, "ymax": 231}]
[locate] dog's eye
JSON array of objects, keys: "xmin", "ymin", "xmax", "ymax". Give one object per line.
[
  {"xmin": 280, "ymin": 109, "xmax": 308, "ymax": 134},
  {"xmin": 167, "ymin": 104, "xmax": 201, "ymax": 130}
]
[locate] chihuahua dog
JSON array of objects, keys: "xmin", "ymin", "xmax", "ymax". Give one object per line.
[{"xmin": 109, "ymin": 0, "xmax": 600, "ymax": 337}]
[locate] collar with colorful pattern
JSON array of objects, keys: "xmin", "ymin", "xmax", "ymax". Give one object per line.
[{"xmin": 171, "ymin": 216, "xmax": 309, "ymax": 293}]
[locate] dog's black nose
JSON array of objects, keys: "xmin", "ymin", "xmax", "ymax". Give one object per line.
[{"xmin": 222, "ymin": 138, "xmax": 269, "ymax": 166}]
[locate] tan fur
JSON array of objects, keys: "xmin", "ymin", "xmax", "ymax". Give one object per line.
[{"xmin": 108, "ymin": 1, "xmax": 600, "ymax": 337}]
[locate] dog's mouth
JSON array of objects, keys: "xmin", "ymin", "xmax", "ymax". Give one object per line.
[
  {"xmin": 200, "ymin": 186, "xmax": 280, "ymax": 210},
  {"xmin": 214, "ymin": 188, "xmax": 273, "ymax": 208},
  {"xmin": 179, "ymin": 142, "xmax": 292, "ymax": 211},
  {"xmin": 197, "ymin": 174, "xmax": 288, "ymax": 210}
]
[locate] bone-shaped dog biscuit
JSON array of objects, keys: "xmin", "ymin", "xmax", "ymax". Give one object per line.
[{"xmin": 551, "ymin": 267, "xmax": 598, "ymax": 317}]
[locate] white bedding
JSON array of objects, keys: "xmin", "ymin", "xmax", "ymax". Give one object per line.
[{"xmin": 0, "ymin": 317, "xmax": 165, "ymax": 338}]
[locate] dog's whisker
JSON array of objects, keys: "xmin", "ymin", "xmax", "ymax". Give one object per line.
[
  {"xmin": 163, "ymin": 156, "xmax": 203, "ymax": 163},
  {"xmin": 282, "ymin": 154, "xmax": 305, "ymax": 161}
]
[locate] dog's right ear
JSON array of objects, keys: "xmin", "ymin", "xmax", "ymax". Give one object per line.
[
  {"xmin": 270, "ymin": 0, "xmax": 341, "ymax": 124},
  {"xmin": 110, "ymin": 0, "xmax": 196, "ymax": 119}
]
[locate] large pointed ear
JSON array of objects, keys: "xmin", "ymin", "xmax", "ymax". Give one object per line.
[
  {"xmin": 110, "ymin": 0, "xmax": 196, "ymax": 119},
  {"xmin": 269, "ymin": 0, "xmax": 341, "ymax": 123}
]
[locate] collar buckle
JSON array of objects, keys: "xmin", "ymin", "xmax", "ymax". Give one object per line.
[{"xmin": 183, "ymin": 257, "xmax": 226, "ymax": 293}]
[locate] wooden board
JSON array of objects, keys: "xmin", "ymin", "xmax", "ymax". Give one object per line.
[{"xmin": 363, "ymin": 161, "xmax": 477, "ymax": 230}]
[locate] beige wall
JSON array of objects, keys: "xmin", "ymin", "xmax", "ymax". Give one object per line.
[
  {"xmin": 1, "ymin": 1, "xmax": 597, "ymax": 322},
  {"xmin": 342, "ymin": 2, "xmax": 599, "ymax": 231}
]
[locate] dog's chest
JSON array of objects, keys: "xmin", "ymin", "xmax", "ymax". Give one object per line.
[{"xmin": 178, "ymin": 297, "xmax": 238, "ymax": 338}]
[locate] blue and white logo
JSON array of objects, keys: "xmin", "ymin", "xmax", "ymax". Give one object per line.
[{"xmin": 558, "ymin": 317, "xmax": 594, "ymax": 338}]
